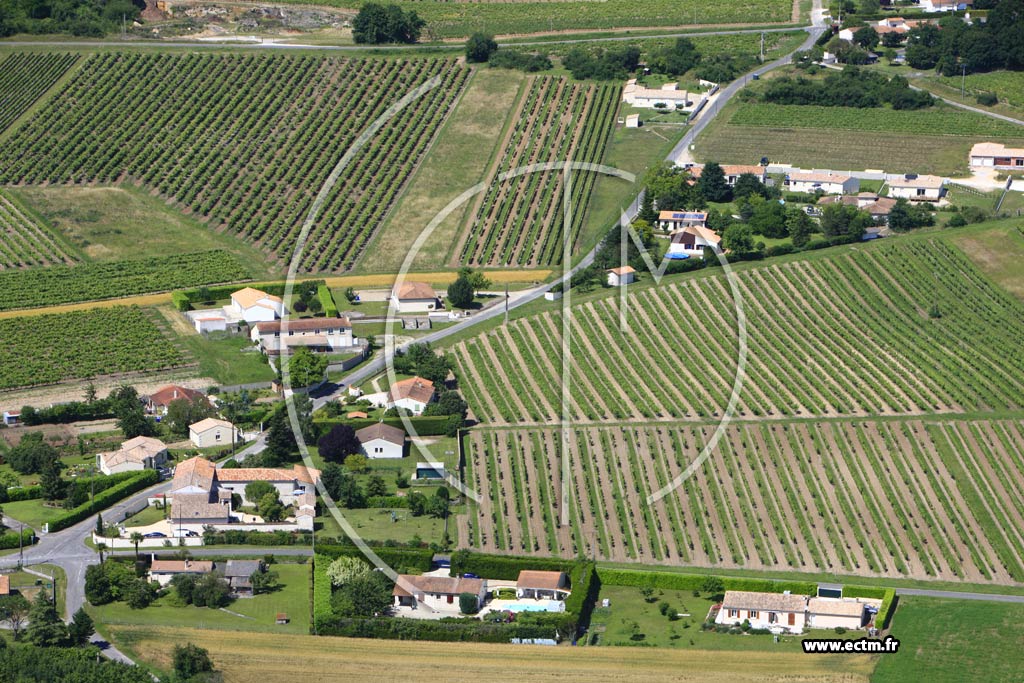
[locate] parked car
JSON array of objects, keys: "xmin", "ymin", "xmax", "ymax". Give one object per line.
[
  {"xmin": 184, "ymin": 531, "xmax": 200, "ymax": 538},
  {"xmin": 143, "ymin": 532, "xmax": 166, "ymax": 539},
  {"xmin": 462, "ymin": 572, "xmax": 480, "ymax": 579}
]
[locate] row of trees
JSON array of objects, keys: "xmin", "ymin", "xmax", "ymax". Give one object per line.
[
  {"xmin": 0, "ymin": 589, "xmax": 93, "ymax": 649},
  {"xmin": 352, "ymin": 3, "xmax": 425, "ymax": 44},
  {"xmin": 0, "ymin": 0, "xmax": 141, "ymax": 38},
  {"xmin": 762, "ymin": 66, "xmax": 933, "ymax": 110}
]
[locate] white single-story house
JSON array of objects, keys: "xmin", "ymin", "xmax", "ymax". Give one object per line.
[
  {"xmin": 251, "ymin": 317, "xmax": 356, "ymax": 356},
  {"xmin": 806, "ymin": 597, "xmax": 870, "ymax": 630},
  {"xmin": 785, "ymin": 172, "xmax": 859, "ymax": 195},
  {"xmin": 391, "ymin": 282, "xmax": 439, "ymax": 314},
  {"xmin": 97, "ymin": 436, "xmax": 169, "ymax": 475},
  {"xmin": 189, "ymin": 418, "xmax": 239, "ymax": 449},
  {"xmin": 887, "ymin": 174, "xmax": 944, "ymax": 201},
  {"xmin": 148, "ymin": 559, "xmax": 215, "ymax": 587},
  {"xmin": 146, "ymin": 385, "xmax": 210, "ymax": 416},
  {"xmin": 372, "ymin": 376, "xmax": 437, "ymax": 415},
  {"xmin": 393, "ymin": 574, "xmax": 486, "ymax": 612},
  {"xmin": 969, "ymin": 142, "xmax": 1024, "ymax": 170},
  {"xmin": 192, "ymin": 314, "xmax": 229, "ymax": 334},
  {"xmin": 920, "ymin": 0, "xmax": 971, "ymax": 11},
  {"xmin": 516, "ymin": 570, "xmax": 571, "ymax": 600},
  {"xmin": 688, "ymin": 164, "xmax": 768, "ymax": 187},
  {"xmin": 2, "ymin": 411, "xmax": 20, "ymax": 426},
  {"xmin": 625, "ymin": 113, "xmax": 640, "ymax": 128},
  {"xmin": 668, "ymin": 225, "xmax": 722, "ymax": 258},
  {"xmin": 230, "ymin": 287, "xmax": 286, "ymax": 324},
  {"xmin": 657, "ymin": 210, "xmax": 708, "ymax": 231},
  {"xmin": 356, "ymin": 422, "xmax": 406, "ymax": 459},
  {"xmin": 716, "ymin": 590, "xmax": 808, "ymax": 633},
  {"xmin": 607, "ymin": 266, "xmax": 636, "ymax": 287},
  {"xmin": 622, "ymin": 79, "xmax": 694, "ymax": 110}
]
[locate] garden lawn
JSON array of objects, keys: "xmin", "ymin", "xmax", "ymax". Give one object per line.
[
  {"xmin": 86, "ymin": 562, "xmax": 310, "ymax": 634},
  {"xmin": 952, "ymin": 219, "xmax": 1024, "ymax": 302},
  {"xmin": 315, "ymin": 506, "xmax": 450, "ymax": 545},
  {"xmin": 173, "ymin": 329, "xmax": 276, "ymax": 386},
  {"xmin": 122, "ymin": 504, "xmax": 167, "ymax": 528},
  {"xmin": 3, "ymin": 499, "xmax": 71, "ymax": 530},
  {"xmin": 872, "ymin": 596, "xmax": 1024, "ymax": 683}
]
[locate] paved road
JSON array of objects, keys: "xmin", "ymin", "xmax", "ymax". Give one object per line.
[{"xmin": 895, "ymin": 588, "xmax": 1024, "ymax": 603}]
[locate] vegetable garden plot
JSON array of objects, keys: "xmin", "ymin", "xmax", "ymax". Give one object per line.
[
  {"xmin": 0, "ymin": 52, "xmax": 79, "ymax": 133},
  {"xmin": 0, "ymin": 53, "xmax": 468, "ymax": 273},
  {"xmin": 451, "ymin": 240, "xmax": 1024, "ymax": 425},
  {"xmin": 463, "ymin": 420, "xmax": 1024, "ymax": 584}
]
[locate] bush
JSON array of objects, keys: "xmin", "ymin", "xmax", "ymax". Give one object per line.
[
  {"xmin": 315, "ymin": 415, "xmax": 452, "ymax": 437},
  {"xmin": 976, "ymin": 91, "xmax": 998, "ymax": 106},
  {"xmin": 459, "ymin": 592, "xmax": 479, "ymax": 615},
  {"xmin": 488, "ymin": 49, "xmax": 552, "ymax": 72},
  {"xmin": 171, "ymin": 291, "xmax": 191, "ymax": 312},
  {"xmin": 173, "ymin": 643, "xmax": 214, "ymax": 679},
  {"xmin": 597, "ymin": 568, "xmax": 817, "ymax": 596},
  {"xmin": 48, "ymin": 470, "xmax": 159, "ymax": 532},
  {"xmin": 0, "ymin": 529, "xmax": 36, "ymax": 550},
  {"xmin": 317, "ymin": 544, "xmax": 434, "ymax": 573},
  {"xmin": 317, "ymin": 285, "xmax": 339, "ymax": 318}
]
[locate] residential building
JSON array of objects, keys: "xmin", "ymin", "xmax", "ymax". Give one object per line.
[
  {"xmin": 688, "ymin": 164, "xmax": 768, "ymax": 187},
  {"xmin": 391, "ymin": 282, "xmax": 439, "ymax": 314},
  {"xmin": 189, "ymin": 418, "xmax": 239, "ymax": 449},
  {"xmin": 0, "ymin": 575, "xmax": 10, "ymax": 596},
  {"xmin": 218, "ymin": 560, "xmax": 264, "ymax": 597},
  {"xmin": 715, "ymin": 590, "xmax": 808, "ymax": 633},
  {"xmin": 146, "ymin": 385, "xmax": 209, "ymax": 415},
  {"xmin": 920, "ymin": 0, "xmax": 971, "ymax": 11},
  {"xmin": 625, "ymin": 113, "xmax": 640, "ymax": 128},
  {"xmin": 818, "ymin": 194, "xmax": 898, "ymax": 224},
  {"xmin": 97, "ymin": 436, "xmax": 169, "ymax": 475},
  {"xmin": 373, "ymin": 376, "xmax": 436, "ymax": 415},
  {"xmin": 784, "ymin": 172, "xmax": 859, "ymax": 195},
  {"xmin": 657, "ymin": 210, "xmax": 708, "ymax": 231},
  {"xmin": 969, "ymin": 142, "xmax": 1024, "ymax": 169},
  {"xmin": 607, "ymin": 266, "xmax": 636, "ymax": 287},
  {"xmin": 230, "ymin": 287, "xmax": 286, "ymax": 324},
  {"xmin": 806, "ymin": 597, "xmax": 870, "ymax": 630},
  {"xmin": 213, "ymin": 465, "xmax": 321, "ymax": 506},
  {"xmin": 251, "ymin": 317, "xmax": 356, "ymax": 356},
  {"xmin": 393, "ymin": 574, "xmax": 486, "ymax": 612},
  {"xmin": 667, "ymin": 225, "xmax": 722, "ymax": 258},
  {"xmin": 148, "ymin": 559, "xmax": 215, "ymax": 587},
  {"xmin": 2, "ymin": 411, "xmax": 20, "ymax": 426},
  {"xmin": 356, "ymin": 422, "xmax": 406, "ymax": 459},
  {"xmin": 516, "ymin": 571, "xmax": 571, "ymax": 600},
  {"xmin": 622, "ymin": 80, "xmax": 694, "ymax": 110},
  {"xmin": 887, "ymin": 175, "xmax": 945, "ymax": 201}
]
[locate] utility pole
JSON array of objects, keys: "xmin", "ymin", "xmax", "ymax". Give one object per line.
[
  {"xmin": 961, "ymin": 64, "xmax": 967, "ymax": 100},
  {"xmin": 18, "ymin": 524, "xmax": 23, "ymax": 568},
  {"xmin": 504, "ymin": 284, "xmax": 509, "ymax": 326},
  {"xmin": 761, "ymin": 32, "xmax": 765, "ymax": 62}
]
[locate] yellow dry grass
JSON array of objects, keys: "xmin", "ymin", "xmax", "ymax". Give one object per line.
[{"xmin": 109, "ymin": 626, "xmax": 876, "ymax": 683}]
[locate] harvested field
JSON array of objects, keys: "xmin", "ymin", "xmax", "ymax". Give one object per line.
[{"xmin": 463, "ymin": 419, "xmax": 1024, "ymax": 584}]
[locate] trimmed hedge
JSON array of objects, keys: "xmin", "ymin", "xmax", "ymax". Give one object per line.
[
  {"xmin": 4, "ymin": 485, "xmax": 42, "ymax": 503},
  {"xmin": 171, "ymin": 291, "xmax": 191, "ymax": 312},
  {"xmin": 449, "ymin": 550, "xmax": 576, "ymax": 580},
  {"xmin": 876, "ymin": 588, "xmax": 897, "ymax": 629},
  {"xmin": 47, "ymin": 470, "xmax": 159, "ymax": 532},
  {"xmin": 0, "ymin": 528, "xmax": 36, "ymax": 550},
  {"xmin": 316, "ymin": 615, "xmax": 561, "ymax": 642},
  {"xmin": 315, "ymin": 416, "xmax": 453, "ymax": 438},
  {"xmin": 177, "ymin": 279, "xmax": 326, "ymax": 305},
  {"xmin": 598, "ymin": 568, "xmax": 818, "ymax": 596},
  {"xmin": 313, "ymin": 554, "xmax": 334, "ymax": 631},
  {"xmin": 366, "ymin": 495, "xmax": 409, "ymax": 509},
  {"xmin": 317, "ymin": 543, "xmax": 434, "ymax": 573},
  {"xmin": 19, "ymin": 399, "xmax": 115, "ymax": 425},
  {"xmin": 318, "ymin": 285, "xmax": 338, "ymax": 318},
  {"xmin": 203, "ymin": 529, "xmax": 311, "ymax": 546}
]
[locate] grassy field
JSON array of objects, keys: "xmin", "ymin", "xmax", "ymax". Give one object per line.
[
  {"xmin": 107, "ymin": 625, "xmax": 877, "ymax": 682},
  {"xmin": 271, "ymin": 0, "xmax": 796, "ymax": 39},
  {"xmin": 6, "ymin": 563, "xmax": 66, "ymax": 617},
  {"xmin": 88, "ymin": 562, "xmax": 310, "ymax": 635},
  {"xmin": 171, "ymin": 327, "xmax": 276, "ymax": 386},
  {"xmin": 872, "ymin": 596, "xmax": 1024, "ymax": 682},
  {"xmin": 121, "ymin": 504, "xmax": 166, "ymax": 528},
  {"xmin": 933, "ymin": 70, "xmax": 1024, "ymax": 110},
  {"xmin": 7, "ymin": 185, "xmax": 276, "ymax": 278},
  {"xmin": 360, "ymin": 68, "xmax": 527, "ymax": 273},
  {"xmin": 316, "ymin": 506, "xmax": 450, "ymax": 544},
  {"xmin": 953, "ymin": 219, "xmax": 1024, "ymax": 302},
  {"xmin": 695, "ymin": 101, "xmax": 1024, "ymax": 175},
  {"xmin": 3, "ymin": 499, "xmax": 73, "ymax": 530}
]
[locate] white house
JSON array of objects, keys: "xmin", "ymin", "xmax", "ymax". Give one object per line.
[
  {"xmin": 667, "ymin": 225, "xmax": 722, "ymax": 258},
  {"xmin": 607, "ymin": 266, "xmax": 636, "ymax": 287},
  {"xmin": 97, "ymin": 436, "xmax": 169, "ymax": 475},
  {"xmin": 2, "ymin": 411, "xmax": 20, "ymax": 426},
  {"xmin": 189, "ymin": 418, "xmax": 239, "ymax": 449},
  {"xmin": 887, "ymin": 174, "xmax": 944, "ymax": 201},
  {"xmin": 716, "ymin": 590, "xmax": 808, "ymax": 633},
  {"xmin": 969, "ymin": 142, "xmax": 1024, "ymax": 169},
  {"xmin": 622, "ymin": 79, "xmax": 694, "ymax": 110},
  {"xmin": 624, "ymin": 113, "xmax": 640, "ymax": 128},
  {"xmin": 784, "ymin": 172, "xmax": 859, "ymax": 195},
  {"xmin": 806, "ymin": 597, "xmax": 870, "ymax": 630},
  {"xmin": 372, "ymin": 376, "xmax": 436, "ymax": 415},
  {"xmin": 251, "ymin": 317, "xmax": 356, "ymax": 356},
  {"xmin": 393, "ymin": 575, "xmax": 486, "ymax": 612},
  {"xmin": 920, "ymin": 0, "xmax": 971, "ymax": 11},
  {"xmin": 657, "ymin": 210, "xmax": 708, "ymax": 231},
  {"xmin": 391, "ymin": 282, "xmax": 439, "ymax": 314},
  {"xmin": 516, "ymin": 571, "xmax": 571, "ymax": 600},
  {"xmin": 212, "ymin": 464, "xmax": 321, "ymax": 506},
  {"xmin": 356, "ymin": 422, "xmax": 406, "ymax": 459},
  {"xmin": 230, "ymin": 287, "xmax": 286, "ymax": 324},
  {"xmin": 688, "ymin": 164, "xmax": 768, "ymax": 187}
]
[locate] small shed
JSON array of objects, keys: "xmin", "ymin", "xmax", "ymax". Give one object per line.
[
  {"xmin": 2, "ymin": 411, "xmax": 20, "ymax": 426},
  {"xmin": 625, "ymin": 113, "xmax": 640, "ymax": 128},
  {"xmin": 607, "ymin": 266, "xmax": 636, "ymax": 287},
  {"xmin": 276, "ymin": 613, "xmax": 289, "ymax": 624}
]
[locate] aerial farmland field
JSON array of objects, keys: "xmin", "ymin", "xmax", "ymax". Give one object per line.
[{"xmin": 0, "ymin": 52, "xmax": 79, "ymax": 133}]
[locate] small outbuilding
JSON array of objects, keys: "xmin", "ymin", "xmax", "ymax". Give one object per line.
[
  {"xmin": 515, "ymin": 570, "xmax": 571, "ymax": 600},
  {"xmin": 607, "ymin": 266, "xmax": 636, "ymax": 287},
  {"xmin": 391, "ymin": 282, "xmax": 439, "ymax": 314},
  {"xmin": 189, "ymin": 418, "xmax": 238, "ymax": 449}
]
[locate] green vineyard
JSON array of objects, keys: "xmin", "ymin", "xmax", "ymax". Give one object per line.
[
  {"xmin": 451, "ymin": 239, "xmax": 1024, "ymax": 424},
  {"xmin": 0, "ymin": 250, "xmax": 249, "ymax": 311},
  {"xmin": 0, "ymin": 53, "xmax": 469, "ymax": 272},
  {"xmin": 0, "ymin": 307, "xmax": 187, "ymax": 389},
  {"xmin": 456, "ymin": 77, "xmax": 619, "ymax": 267},
  {"xmin": 462, "ymin": 418, "xmax": 1024, "ymax": 584},
  {"xmin": 0, "ymin": 189, "xmax": 77, "ymax": 269},
  {"xmin": 0, "ymin": 52, "xmax": 79, "ymax": 133}
]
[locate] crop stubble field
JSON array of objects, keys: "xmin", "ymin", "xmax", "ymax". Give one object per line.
[
  {"xmin": 455, "ymin": 76, "xmax": 619, "ymax": 267},
  {"xmin": 0, "ymin": 53, "xmax": 468, "ymax": 273},
  {"xmin": 454, "ymin": 239, "xmax": 1024, "ymax": 584}
]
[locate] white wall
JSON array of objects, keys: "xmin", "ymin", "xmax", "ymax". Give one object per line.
[
  {"xmin": 715, "ymin": 607, "xmax": 806, "ymax": 633},
  {"xmin": 362, "ymin": 438, "xmax": 404, "ymax": 459},
  {"xmin": 190, "ymin": 425, "xmax": 236, "ymax": 449},
  {"xmin": 392, "ymin": 297, "xmax": 437, "ymax": 313}
]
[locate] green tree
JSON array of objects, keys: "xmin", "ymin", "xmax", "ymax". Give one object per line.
[
  {"xmin": 173, "ymin": 643, "xmax": 215, "ymax": 679},
  {"xmin": 732, "ymin": 173, "xmax": 767, "ymax": 200},
  {"xmin": 124, "ymin": 578, "xmax": 157, "ymax": 610},
  {"xmin": 95, "ymin": 513, "xmax": 104, "ymax": 538},
  {"xmin": 458, "ymin": 267, "xmax": 492, "ymax": 294},
  {"xmin": 285, "ymin": 347, "xmax": 327, "ymax": 388},
  {"xmin": 317, "ymin": 423, "xmax": 361, "ymax": 464},
  {"xmin": 85, "ymin": 564, "xmax": 113, "ymax": 606},
  {"xmin": 465, "ymin": 32, "xmax": 498, "ymax": 62},
  {"xmin": 853, "ymin": 26, "xmax": 878, "ymax": 48},
  {"xmin": 344, "ymin": 453, "xmax": 369, "ymax": 474},
  {"xmin": 366, "ymin": 474, "xmax": 388, "ymax": 497},
  {"xmin": 343, "ymin": 287, "xmax": 357, "ymax": 303},
  {"xmin": 68, "ymin": 607, "xmax": 95, "ymax": 646},
  {"xmin": 0, "ymin": 594, "xmax": 31, "ymax": 640},
  {"xmin": 171, "ymin": 573, "xmax": 198, "ymax": 605},
  {"xmin": 192, "ymin": 573, "xmax": 230, "ymax": 609},
  {"xmin": 244, "ymin": 480, "xmax": 276, "ymax": 505},
  {"xmin": 250, "ymin": 568, "xmax": 279, "ymax": 595},
  {"xmin": 117, "ymin": 408, "xmax": 155, "ymax": 439},
  {"xmin": 264, "ymin": 406, "xmax": 297, "ymax": 464},
  {"xmin": 39, "ymin": 459, "xmax": 68, "ymax": 501},
  {"xmin": 446, "ymin": 274, "xmax": 475, "ymax": 309},
  {"xmin": 638, "ymin": 191, "xmax": 658, "ymax": 223},
  {"xmin": 165, "ymin": 395, "xmax": 214, "ymax": 438},
  {"xmin": 331, "ymin": 571, "xmax": 393, "ymax": 617},
  {"xmin": 748, "ymin": 199, "xmax": 788, "ymax": 238},
  {"xmin": 721, "ymin": 223, "xmax": 756, "ymax": 253},
  {"xmin": 697, "ymin": 162, "xmax": 731, "ymax": 202},
  {"xmin": 326, "ymin": 555, "xmax": 371, "ymax": 587},
  {"xmin": 820, "ymin": 202, "xmax": 871, "ymax": 240},
  {"xmin": 459, "ymin": 592, "xmax": 480, "ymax": 614},
  {"xmin": 130, "ymin": 532, "xmax": 144, "ymax": 562},
  {"xmin": 26, "ymin": 589, "xmax": 68, "ymax": 647},
  {"xmin": 6, "ymin": 433, "xmax": 59, "ymax": 475},
  {"xmin": 258, "ymin": 492, "xmax": 285, "ymax": 522},
  {"xmin": 785, "ymin": 207, "xmax": 814, "ymax": 248},
  {"xmin": 352, "ymin": 3, "xmax": 425, "ymax": 44}
]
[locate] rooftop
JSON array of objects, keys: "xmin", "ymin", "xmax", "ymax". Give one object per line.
[
  {"xmin": 388, "ymin": 377, "xmax": 436, "ymax": 405},
  {"xmin": 254, "ymin": 318, "xmax": 352, "ymax": 334},
  {"xmin": 170, "ymin": 456, "xmax": 217, "ymax": 493},
  {"xmin": 971, "ymin": 142, "xmax": 1024, "ymax": 157},
  {"xmin": 721, "ymin": 590, "xmax": 808, "ymax": 612},
  {"xmin": 889, "ymin": 174, "xmax": 944, "ymax": 189},
  {"xmin": 393, "ymin": 281, "xmax": 437, "ymax": 301},
  {"xmin": 516, "ymin": 570, "xmax": 569, "ymax": 591},
  {"xmin": 148, "ymin": 385, "xmax": 207, "ymax": 408},
  {"xmin": 808, "ymin": 597, "xmax": 870, "ymax": 617},
  {"xmin": 232, "ymin": 287, "xmax": 283, "ymax": 309},
  {"xmin": 356, "ymin": 422, "xmax": 406, "ymax": 446},
  {"xmin": 392, "ymin": 574, "xmax": 484, "ymax": 598},
  {"xmin": 607, "ymin": 266, "xmax": 636, "ymax": 275},
  {"xmin": 190, "ymin": 417, "xmax": 234, "ymax": 434},
  {"xmin": 150, "ymin": 559, "xmax": 215, "ymax": 574}
]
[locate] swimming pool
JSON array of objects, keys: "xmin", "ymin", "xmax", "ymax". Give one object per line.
[{"xmin": 503, "ymin": 600, "xmax": 564, "ymax": 613}]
